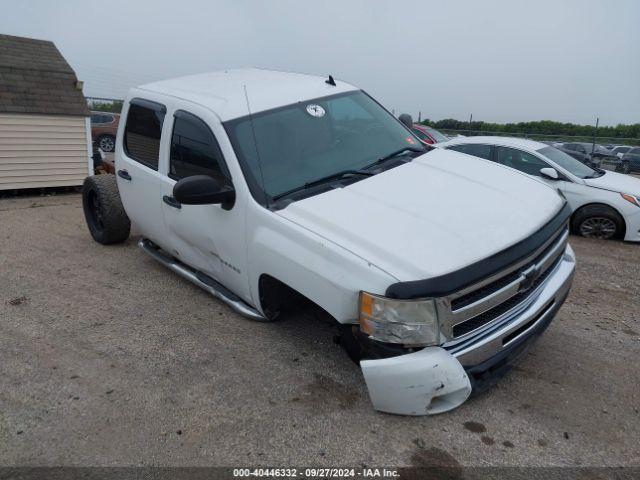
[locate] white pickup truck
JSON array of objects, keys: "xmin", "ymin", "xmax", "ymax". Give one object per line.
[{"xmin": 82, "ymin": 69, "xmax": 576, "ymax": 415}]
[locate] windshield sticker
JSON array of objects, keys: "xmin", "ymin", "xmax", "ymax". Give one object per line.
[{"xmin": 306, "ymin": 104, "xmax": 326, "ymax": 118}]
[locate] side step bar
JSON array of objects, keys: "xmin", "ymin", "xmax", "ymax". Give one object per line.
[{"xmin": 138, "ymin": 238, "xmax": 267, "ymax": 321}]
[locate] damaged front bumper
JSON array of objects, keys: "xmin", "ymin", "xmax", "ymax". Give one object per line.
[{"xmin": 361, "ymin": 244, "xmax": 576, "ymax": 416}]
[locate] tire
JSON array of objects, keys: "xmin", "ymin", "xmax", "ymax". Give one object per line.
[
  {"xmin": 572, "ymin": 205, "xmax": 624, "ymax": 240},
  {"xmin": 82, "ymin": 174, "xmax": 130, "ymax": 244},
  {"xmin": 97, "ymin": 134, "xmax": 116, "ymax": 152},
  {"xmin": 619, "ymin": 162, "xmax": 631, "ymax": 174}
]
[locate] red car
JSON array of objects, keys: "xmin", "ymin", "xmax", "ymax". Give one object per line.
[
  {"xmin": 90, "ymin": 111, "xmax": 120, "ymax": 152},
  {"xmin": 411, "ymin": 124, "xmax": 449, "ymax": 145}
]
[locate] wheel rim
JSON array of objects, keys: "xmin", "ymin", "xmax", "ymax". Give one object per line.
[
  {"xmin": 579, "ymin": 217, "xmax": 617, "ymax": 239},
  {"xmin": 87, "ymin": 190, "xmax": 104, "ymax": 233},
  {"xmin": 99, "ymin": 136, "xmax": 115, "ymax": 152}
]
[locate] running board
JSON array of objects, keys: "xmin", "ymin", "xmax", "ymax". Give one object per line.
[{"xmin": 138, "ymin": 238, "xmax": 267, "ymax": 321}]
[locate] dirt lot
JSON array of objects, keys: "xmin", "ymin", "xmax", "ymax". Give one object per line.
[{"xmin": 1, "ymin": 193, "xmax": 639, "ymax": 467}]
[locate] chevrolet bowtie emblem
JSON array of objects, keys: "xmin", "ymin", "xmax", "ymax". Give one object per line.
[{"xmin": 520, "ymin": 265, "xmax": 541, "ymax": 292}]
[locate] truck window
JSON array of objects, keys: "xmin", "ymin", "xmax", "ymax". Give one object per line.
[
  {"xmin": 169, "ymin": 111, "xmax": 228, "ymax": 184},
  {"xmin": 495, "ymin": 146, "xmax": 548, "ymax": 176},
  {"xmin": 447, "ymin": 144, "xmax": 492, "ymax": 160},
  {"xmin": 124, "ymin": 100, "xmax": 166, "ymax": 170}
]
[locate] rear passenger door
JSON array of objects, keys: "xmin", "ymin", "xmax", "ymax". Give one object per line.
[
  {"xmin": 116, "ymin": 98, "xmax": 168, "ymax": 246},
  {"xmin": 158, "ymin": 104, "xmax": 248, "ymax": 298}
]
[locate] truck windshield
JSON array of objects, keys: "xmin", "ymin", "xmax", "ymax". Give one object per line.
[{"xmin": 225, "ymin": 91, "xmax": 424, "ymax": 204}]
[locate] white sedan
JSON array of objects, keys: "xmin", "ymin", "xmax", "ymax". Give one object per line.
[{"xmin": 438, "ymin": 136, "xmax": 640, "ymax": 241}]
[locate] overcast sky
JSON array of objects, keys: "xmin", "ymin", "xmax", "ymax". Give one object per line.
[{"xmin": 2, "ymin": 0, "xmax": 639, "ymax": 125}]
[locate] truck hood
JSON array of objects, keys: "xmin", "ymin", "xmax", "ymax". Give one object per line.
[
  {"xmin": 276, "ymin": 148, "xmax": 565, "ymax": 282},
  {"xmin": 583, "ymin": 170, "xmax": 640, "ymax": 196}
]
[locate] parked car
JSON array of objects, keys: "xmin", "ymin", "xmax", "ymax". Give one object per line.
[
  {"xmin": 440, "ymin": 136, "xmax": 640, "ymax": 241},
  {"xmin": 621, "ymin": 147, "xmax": 640, "ymax": 174},
  {"xmin": 554, "ymin": 144, "xmax": 597, "ymax": 168},
  {"xmin": 81, "ymin": 69, "xmax": 575, "ymax": 416},
  {"xmin": 90, "ymin": 111, "xmax": 120, "ymax": 152},
  {"xmin": 611, "ymin": 145, "xmax": 633, "ymax": 158},
  {"xmin": 411, "ymin": 124, "xmax": 450, "ymax": 145},
  {"xmin": 561, "ymin": 142, "xmax": 618, "ymax": 163}
]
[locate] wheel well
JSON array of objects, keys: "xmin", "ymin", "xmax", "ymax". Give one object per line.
[
  {"xmin": 571, "ymin": 202, "xmax": 626, "ymax": 238},
  {"xmin": 258, "ymin": 274, "xmax": 334, "ymax": 322}
]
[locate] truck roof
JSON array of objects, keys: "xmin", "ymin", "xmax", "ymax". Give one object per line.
[{"xmin": 136, "ymin": 68, "xmax": 358, "ymax": 121}]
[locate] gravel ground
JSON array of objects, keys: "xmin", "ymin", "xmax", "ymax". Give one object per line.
[{"xmin": 0, "ymin": 193, "xmax": 639, "ymax": 468}]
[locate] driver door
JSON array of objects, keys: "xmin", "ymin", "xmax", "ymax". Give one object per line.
[{"xmin": 158, "ymin": 104, "xmax": 248, "ymax": 299}]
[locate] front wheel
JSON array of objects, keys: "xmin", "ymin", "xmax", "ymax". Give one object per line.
[
  {"xmin": 82, "ymin": 175, "xmax": 130, "ymax": 244},
  {"xmin": 572, "ymin": 205, "xmax": 624, "ymax": 240}
]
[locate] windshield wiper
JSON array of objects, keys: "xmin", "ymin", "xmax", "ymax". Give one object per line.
[
  {"xmin": 362, "ymin": 146, "xmax": 426, "ymax": 171},
  {"xmin": 272, "ymin": 169, "xmax": 374, "ymax": 201}
]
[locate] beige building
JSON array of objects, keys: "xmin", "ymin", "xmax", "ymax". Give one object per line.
[{"xmin": 0, "ymin": 34, "xmax": 91, "ymax": 190}]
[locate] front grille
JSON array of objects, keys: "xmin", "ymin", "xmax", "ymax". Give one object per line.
[
  {"xmin": 451, "ymin": 269, "xmax": 520, "ymax": 311},
  {"xmin": 439, "ymin": 224, "xmax": 568, "ymax": 342},
  {"xmin": 451, "ymin": 226, "xmax": 568, "ymax": 311},
  {"xmin": 452, "ymin": 254, "xmax": 562, "ymax": 337}
]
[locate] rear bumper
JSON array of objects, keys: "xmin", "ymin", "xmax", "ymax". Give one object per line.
[{"xmin": 361, "ymin": 245, "xmax": 575, "ymax": 416}]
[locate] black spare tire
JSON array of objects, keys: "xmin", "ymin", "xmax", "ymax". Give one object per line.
[{"xmin": 82, "ymin": 174, "xmax": 130, "ymax": 244}]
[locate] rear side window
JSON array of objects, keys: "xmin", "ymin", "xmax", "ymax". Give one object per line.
[
  {"xmin": 124, "ymin": 100, "xmax": 166, "ymax": 170},
  {"xmin": 447, "ymin": 143, "xmax": 492, "ymax": 160},
  {"xmin": 169, "ymin": 111, "xmax": 229, "ymax": 184}
]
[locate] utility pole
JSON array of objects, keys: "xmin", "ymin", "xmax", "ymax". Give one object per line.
[
  {"xmin": 469, "ymin": 113, "xmax": 473, "ymax": 136},
  {"xmin": 591, "ymin": 117, "xmax": 599, "ymax": 155},
  {"xmin": 418, "ymin": 111, "xmax": 421, "ymax": 123}
]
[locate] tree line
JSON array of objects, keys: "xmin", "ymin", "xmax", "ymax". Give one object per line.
[
  {"xmin": 420, "ymin": 118, "xmax": 640, "ymax": 142},
  {"xmin": 88, "ymin": 99, "xmax": 638, "ymax": 143},
  {"xmin": 89, "ymin": 101, "xmax": 123, "ymax": 113}
]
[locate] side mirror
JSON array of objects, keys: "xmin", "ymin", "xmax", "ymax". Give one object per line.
[
  {"xmin": 173, "ymin": 175, "xmax": 235, "ymax": 209},
  {"xmin": 398, "ymin": 113, "xmax": 413, "ymax": 129},
  {"xmin": 540, "ymin": 167, "xmax": 559, "ymax": 180}
]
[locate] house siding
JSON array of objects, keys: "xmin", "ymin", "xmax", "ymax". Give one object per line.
[{"xmin": 0, "ymin": 113, "xmax": 90, "ymax": 190}]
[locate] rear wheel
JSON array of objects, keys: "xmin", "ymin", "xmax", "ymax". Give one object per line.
[
  {"xmin": 572, "ymin": 205, "xmax": 624, "ymax": 240},
  {"xmin": 82, "ymin": 175, "xmax": 130, "ymax": 244},
  {"xmin": 97, "ymin": 134, "xmax": 116, "ymax": 152}
]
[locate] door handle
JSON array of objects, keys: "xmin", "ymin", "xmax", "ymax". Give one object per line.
[
  {"xmin": 163, "ymin": 195, "xmax": 182, "ymax": 209},
  {"xmin": 117, "ymin": 169, "xmax": 132, "ymax": 181}
]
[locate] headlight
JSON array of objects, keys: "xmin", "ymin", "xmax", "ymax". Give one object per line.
[
  {"xmin": 620, "ymin": 193, "xmax": 640, "ymax": 207},
  {"xmin": 358, "ymin": 291, "xmax": 439, "ymax": 346}
]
